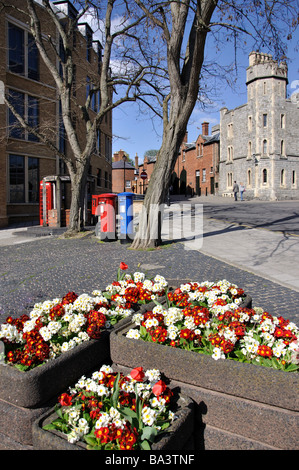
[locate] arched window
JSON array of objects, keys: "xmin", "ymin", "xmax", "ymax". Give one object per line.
[
  {"xmin": 281, "ymin": 140, "xmax": 285, "ymax": 156},
  {"xmin": 263, "ymin": 168, "xmax": 267, "ymax": 184},
  {"xmin": 248, "ymin": 141, "xmax": 252, "ymax": 158},
  {"xmin": 281, "ymin": 169, "xmax": 285, "ymax": 186},
  {"xmin": 247, "ymin": 169, "xmax": 251, "ymax": 187},
  {"xmin": 292, "ymin": 170, "xmax": 296, "ymax": 187},
  {"xmin": 263, "ymin": 139, "xmax": 267, "ymax": 155}
]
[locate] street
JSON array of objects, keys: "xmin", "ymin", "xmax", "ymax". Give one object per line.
[{"xmin": 0, "ymin": 197, "xmax": 298, "ymax": 325}]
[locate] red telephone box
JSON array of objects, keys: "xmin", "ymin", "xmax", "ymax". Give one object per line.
[
  {"xmin": 94, "ymin": 193, "xmax": 117, "ymax": 241},
  {"xmin": 39, "ymin": 181, "xmax": 53, "ymax": 225},
  {"xmin": 92, "ymin": 195, "xmax": 102, "ymax": 216}
]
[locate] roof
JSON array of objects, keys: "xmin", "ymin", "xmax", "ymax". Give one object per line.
[
  {"xmin": 204, "ymin": 132, "xmax": 220, "ymax": 145},
  {"xmin": 112, "ymin": 161, "xmax": 135, "ymax": 170}
]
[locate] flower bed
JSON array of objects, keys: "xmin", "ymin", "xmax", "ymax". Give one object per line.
[
  {"xmin": 0, "ymin": 265, "xmax": 168, "ymax": 408},
  {"xmin": 32, "ymin": 364, "xmax": 194, "ymax": 451},
  {"xmin": 126, "ymin": 280, "xmax": 298, "ymax": 372}
]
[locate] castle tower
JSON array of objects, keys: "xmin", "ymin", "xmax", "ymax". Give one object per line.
[{"xmin": 219, "ymin": 51, "xmax": 299, "ymax": 201}]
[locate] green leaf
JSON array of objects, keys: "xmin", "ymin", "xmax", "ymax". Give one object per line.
[
  {"xmin": 112, "ymin": 372, "xmax": 120, "ymax": 408},
  {"xmin": 43, "ymin": 423, "xmax": 58, "ymax": 431},
  {"xmin": 84, "ymin": 435, "xmax": 99, "ymax": 447},
  {"xmin": 141, "ymin": 426, "xmax": 158, "ymax": 442},
  {"xmin": 140, "ymin": 439, "xmax": 152, "ymax": 450}
]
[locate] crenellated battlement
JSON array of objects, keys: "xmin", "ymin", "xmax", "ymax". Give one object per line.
[{"xmin": 246, "ymin": 51, "xmax": 288, "ymax": 85}]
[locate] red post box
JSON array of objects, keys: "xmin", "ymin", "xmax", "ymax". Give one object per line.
[{"xmin": 95, "ymin": 193, "xmax": 117, "ymax": 241}]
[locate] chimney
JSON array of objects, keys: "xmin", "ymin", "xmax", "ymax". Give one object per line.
[
  {"xmin": 135, "ymin": 153, "xmax": 139, "ymax": 169},
  {"xmin": 183, "ymin": 131, "xmax": 188, "ymax": 143},
  {"xmin": 202, "ymin": 122, "xmax": 209, "ymax": 136}
]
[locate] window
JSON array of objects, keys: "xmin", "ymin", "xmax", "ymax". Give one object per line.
[
  {"xmin": 27, "ymin": 96, "xmax": 39, "ymax": 141},
  {"xmin": 280, "ymin": 114, "xmax": 285, "ymax": 128},
  {"xmin": 281, "ymin": 140, "xmax": 285, "ymax": 157},
  {"xmin": 8, "ymin": 90, "xmax": 39, "ymax": 141},
  {"xmin": 8, "ymin": 90, "xmax": 25, "ymax": 139},
  {"xmin": 97, "ymin": 168, "xmax": 102, "ymax": 186},
  {"xmin": 262, "ymin": 168, "xmax": 268, "ymax": 184},
  {"xmin": 227, "ymin": 172, "xmax": 233, "ymax": 188},
  {"xmin": 248, "ymin": 116, "xmax": 252, "ymax": 132},
  {"xmin": 126, "ymin": 180, "xmax": 131, "ymax": 188},
  {"xmin": 263, "ymin": 139, "xmax": 268, "ymax": 155},
  {"xmin": 97, "ymin": 129, "xmax": 101, "ymax": 154},
  {"xmin": 227, "ymin": 123, "xmax": 233, "ymax": 138},
  {"xmin": 280, "ymin": 169, "xmax": 285, "ymax": 186},
  {"xmin": 263, "ymin": 81, "xmax": 267, "ymax": 95},
  {"xmin": 247, "ymin": 169, "xmax": 251, "ymax": 187},
  {"xmin": 8, "ymin": 23, "xmax": 39, "ymax": 80},
  {"xmin": 202, "ymin": 169, "xmax": 206, "ymax": 182},
  {"xmin": 9, "ymin": 154, "xmax": 25, "ymax": 202},
  {"xmin": 263, "ymin": 114, "xmax": 267, "ymax": 127},
  {"xmin": 227, "ymin": 146, "xmax": 233, "ymax": 161},
  {"xmin": 8, "ymin": 23, "xmax": 24, "ymax": 74},
  {"xmin": 28, "ymin": 33, "xmax": 39, "ymax": 80},
  {"xmin": 105, "ymin": 135, "xmax": 112, "ymax": 163},
  {"xmin": 9, "ymin": 155, "xmax": 39, "ymax": 203},
  {"xmin": 86, "ymin": 31, "xmax": 93, "ymax": 62},
  {"xmin": 248, "ymin": 141, "xmax": 252, "ymax": 158},
  {"xmin": 292, "ymin": 170, "xmax": 296, "ymax": 187},
  {"xmin": 28, "ymin": 157, "xmax": 39, "ymax": 202}
]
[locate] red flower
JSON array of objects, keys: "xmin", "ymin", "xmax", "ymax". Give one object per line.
[
  {"xmin": 257, "ymin": 345, "xmax": 273, "ymax": 358},
  {"xmin": 130, "ymin": 367, "xmax": 145, "ymax": 382},
  {"xmin": 59, "ymin": 393, "xmax": 72, "ymax": 407},
  {"xmin": 120, "ymin": 262, "xmax": 128, "ymax": 270},
  {"xmin": 152, "ymin": 380, "xmax": 167, "ymax": 397}
]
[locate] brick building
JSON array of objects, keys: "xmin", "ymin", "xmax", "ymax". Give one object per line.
[
  {"xmin": 0, "ymin": 0, "xmax": 112, "ymax": 227},
  {"xmin": 112, "ymin": 122, "xmax": 220, "ymax": 197},
  {"xmin": 112, "ymin": 150, "xmax": 136, "ymax": 193},
  {"xmin": 173, "ymin": 122, "xmax": 220, "ymax": 196}
]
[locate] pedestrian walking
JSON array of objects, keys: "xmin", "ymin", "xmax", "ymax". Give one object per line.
[
  {"xmin": 233, "ymin": 181, "xmax": 239, "ymax": 201},
  {"xmin": 239, "ymin": 183, "xmax": 245, "ymax": 201}
]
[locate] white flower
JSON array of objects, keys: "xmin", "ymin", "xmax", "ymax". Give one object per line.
[
  {"xmin": 92, "ymin": 370, "xmax": 105, "ymax": 381},
  {"xmin": 126, "ymin": 329, "xmax": 140, "ymax": 339},
  {"xmin": 22, "ymin": 319, "xmax": 37, "ymax": 333},
  {"xmin": 141, "ymin": 406, "xmax": 158, "ymax": 426},
  {"xmin": 100, "ymin": 364, "xmax": 114, "ymax": 374},
  {"xmin": 144, "ymin": 317, "xmax": 159, "ymax": 329},
  {"xmin": 133, "ymin": 272, "xmax": 145, "ymax": 283},
  {"xmin": 144, "ymin": 369, "xmax": 161, "ymax": 383},
  {"xmin": 95, "ymin": 413, "xmax": 110, "ymax": 429},
  {"xmin": 212, "ymin": 347, "xmax": 225, "ymax": 360}
]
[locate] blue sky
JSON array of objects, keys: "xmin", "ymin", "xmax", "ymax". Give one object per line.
[{"xmin": 112, "ymin": 27, "xmax": 299, "ymax": 164}]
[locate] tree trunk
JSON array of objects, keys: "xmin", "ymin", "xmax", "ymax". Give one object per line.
[
  {"xmin": 66, "ymin": 162, "xmax": 89, "ymax": 234},
  {"xmin": 131, "ymin": 117, "xmax": 187, "ymax": 249}
]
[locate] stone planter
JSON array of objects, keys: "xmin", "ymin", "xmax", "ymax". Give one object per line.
[
  {"xmin": 32, "ymin": 378, "xmax": 194, "ymax": 451},
  {"xmin": 0, "ymin": 333, "xmax": 110, "ymax": 409},
  {"xmin": 0, "ymin": 317, "xmax": 129, "ymax": 449},
  {"xmin": 110, "ymin": 323, "xmax": 299, "ymax": 450}
]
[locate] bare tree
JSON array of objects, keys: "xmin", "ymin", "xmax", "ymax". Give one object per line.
[
  {"xmin": 2, "ymin": 0, "xmax": 148, "ymax": 233},
  {"xmin": 130, "ymin": 0, "xmax": 298, "ymax": 249}
]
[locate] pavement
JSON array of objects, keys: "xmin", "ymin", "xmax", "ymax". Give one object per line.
[{"xmin": 0, "ymin": 196, "xmax": 298, "ymax": 326}]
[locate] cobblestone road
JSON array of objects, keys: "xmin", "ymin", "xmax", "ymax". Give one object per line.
[{"xmin": 0, "ymin": 233, "xmax": 298, "ymax": 325}]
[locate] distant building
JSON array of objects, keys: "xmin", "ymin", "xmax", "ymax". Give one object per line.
[
  {"xmin": 219, "ymin": 51, "xmax": 299, "ymax": 200},
  {"xmin": 112, "ymin": 150, "xmax": 136, "ymax": 193},
  {"xmin": 174, "ymin": 122, "xmax": 220, "ymax": 196},
  {"xmin": 0, "ymin": 0, "xmax": 112, "ymax": 227}
]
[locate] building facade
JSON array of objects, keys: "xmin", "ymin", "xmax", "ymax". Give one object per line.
[
  {"xmin": 173, "ymin": 122, "xmax": 220, "ymax": 196},
  {"xmin": 219, "ymin": 51, "xmax": 299, "ymax": 200},
  {"xmin": 112, "ymin": 150, "xmax": 136, "ymax": 193},
  {"xmin": 0, "ymin": 0, "xmax": 112, "ymax": 227}
]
